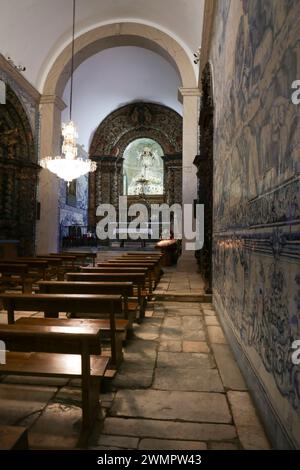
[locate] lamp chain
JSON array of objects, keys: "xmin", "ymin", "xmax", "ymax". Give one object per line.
[{"xmin": 69, "ymin": 0, "xmax": 76, "ymax": 121}]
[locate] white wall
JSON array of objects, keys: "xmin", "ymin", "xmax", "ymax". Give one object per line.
[{"xmin": 61, "ymin": 46, "xmax": 183, "ymax": 150}]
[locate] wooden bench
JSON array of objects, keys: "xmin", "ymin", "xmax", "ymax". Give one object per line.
[
  {"xmin": 0, "ymin": 263, "xmax": 32, "ymax": 294},
  {"xmin": 61, "ymin": 251, "xmax": 97, "ymax": 266},
  {"xmin": 82, "ymin": 265, "xmax": 153, "ymax": 294},
  {"xmin": 0, "ymin": 425, "xmax": 28, "ymax": 450},
  {"xmin": 0, "ymin": 322, "xmax": 109, "ymax": 445},
  {"xmin": 16, "ymin": 315, "xmax": 126, "ymax": 368},
  {"xmin": 38, "ymin": 280, "xmax": 134, "ymax": 319},
  {"xmin": 48, "ymin": 253, "xmax": 78, "ymax": 269},
  {"xmin": 107, "ymin": 259, "xmax": 160, "ymax": 287},
  {"xmin": 35, "ymin": 256, "xmax": 66, "ymax": 279},
  {"xmin": 66, "ymin": 272, "xmax": 147, "ymax": 319},
  {"xmin": 1, "ymin": 259, "xmax": 49, "ymax": 282},
  {"xmin": 38, "ymin": 280, "xmax": 134, "ymax": 360},
  {"xmin": 0, "ymin": 293, "xmax": 122, "ymax": 367}
]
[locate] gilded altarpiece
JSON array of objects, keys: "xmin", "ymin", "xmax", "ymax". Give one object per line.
[
  {"xmin": 0, "ymin": 85, "xmax": 39, "ymax": 255},
  {"xmin": 89, "ymin": 102, "xmax": 182, "ymax": 230}
]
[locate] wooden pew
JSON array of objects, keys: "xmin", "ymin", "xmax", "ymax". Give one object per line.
[
  {"xmin": 36, "ymin": 254, "xmax": 78, "ymax": 273},
  {"xmin": 48, "ymin": 253, "xmax": 77, "ymax": 269},
  {"xmin": 61, "ymin": 251, "xmax": 97, "ymax": 266},
  {"xmin": 82, "ymin": 265, "xmax": 153, "ymax": 295},
  {"xmin": 0, "ymin": 293, "xmax": 122, "ymax": 367},
  {"xmin": 38, "ymin": 280, "xmax": 134, "ymax": 351},
  {"xmin": 0, "ymin": 322, "xmax": 109, "ymax": 444},
  {"xmin": 106, "ymin": 259, "xmax": 160, "ymax": 287},
  {"xmin": 16, "ymin": 316, "xmax": 126, "ymax": 368},
  {"xmin": 66, "ymin": 272, "xmax": 147, "ymax": 319},
  {"xmin": 0, "ymin": 425, "xmax": 28, "ymax": 450},
  {"xmin": 0, "ymin": 263, "xmax": 32, "ymax": 294},
  {"xmin": 35, "ymin": 256, "xmax": 66, "ymax": 279},
  {"xmin": 0, "ymin": 259, "xmax": 49, "ymax": 281},
  {"xmin": 123, "ymin": 252, "xmax": 164, "ymax": 262}
]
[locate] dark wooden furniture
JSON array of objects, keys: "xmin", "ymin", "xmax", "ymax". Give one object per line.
[
  {"xmin": 0, "ymin": 263, "xmax": 32, "ymax": 294},
  {"xmin": 82, "ymin": 265, "xmax": 153, "ymax": 294},
  {"xmin": 0, "ymin": 322, "xmax": 109, "ymax": 444},
  {"xmin": 66, "ymin": 272, "xmax": 147, "ymax": 319},
  {"xmin": 0, "ymin": 293, "xmax": 122, "ymax": 367}
]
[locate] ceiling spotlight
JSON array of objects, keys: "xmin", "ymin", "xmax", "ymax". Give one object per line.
[
  {"xmin": 6, "ymin": 55, "xmax": 26, "ymax": 72},
  {"xmin": 193, "ymin": 47, "xmax": 201, "ymax": 65}
]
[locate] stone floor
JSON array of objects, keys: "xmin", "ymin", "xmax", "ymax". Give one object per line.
[
  {"xmin": 89, "ymin": 299, "xmax": 271, "ymax": 451},
  {"xmin": 0, "ymin": 257, "xmax": 271, "ymax": 450}
]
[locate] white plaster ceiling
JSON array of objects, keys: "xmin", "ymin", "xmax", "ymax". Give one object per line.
[
  {"xmin": 62, "ymin": 46, "xmax": 183, "ymax": 150},
  {"xmin": 0, "ymin": 0, "xmax": 204, "ymax": 91}
]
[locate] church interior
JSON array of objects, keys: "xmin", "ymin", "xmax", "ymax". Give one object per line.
[{"xmin": 0, "ymin": 0, "xmax": 300, "ymax": 453}]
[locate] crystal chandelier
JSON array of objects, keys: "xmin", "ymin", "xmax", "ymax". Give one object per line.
[{"xmin": 40, "ymin": 0, "xmax": 96, "ymax": 184}]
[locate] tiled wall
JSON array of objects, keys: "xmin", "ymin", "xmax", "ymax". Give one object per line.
[
  {"xmin": 210, "ymin": 0, "xmax": 300, "ymax": 448},
  {"xmin": 59, "ymin": 144, "xmax": 88, "ymax": 236}
]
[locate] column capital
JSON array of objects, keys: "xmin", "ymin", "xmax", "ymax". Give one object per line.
[
  {"xmin": 178, "ymin": 87, "xmax": 201, "ymax": 99},
  {"xmin": 40, "ymin": 94, "xmax": 67, "ymax": 110}
]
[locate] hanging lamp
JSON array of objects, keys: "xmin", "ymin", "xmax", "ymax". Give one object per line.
[{"xmin": 40, "ymin": 0, "xmax": 96, "ymax": 184}]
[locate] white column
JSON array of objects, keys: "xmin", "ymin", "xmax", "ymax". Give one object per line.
[
  {"xmin": 179, "ymin": 87, "xmax": 200, "ymax": 255},
  {"xmin": 36, "ymin": 95, "xmax": 66, "ymax": 254}
]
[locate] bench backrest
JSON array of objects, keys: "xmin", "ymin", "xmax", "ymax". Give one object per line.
[
  {"xmin": 38, "ymin": 281, "xmax": 133, "ymax": 299},
  {"xmin": 0, "ymin": 323, "xmax": 102, "ymax": 355},
  {"xmin": 1, "ymin": 293, "xmax": 122, "ymax": 316},
  {"xmin": 0, "ymin": 264, "xmax": 28, "ymax": 275},
  {"xmin": 0, "ymin": 259, "xmax": 47, "ymax": 269},
  {"xmin": 66, "ymin": 272, "xmax": 146, "ymax": 286},
  {"xmin": 81, "ymin": 266, "xmax": 148, "ymax": 274}
]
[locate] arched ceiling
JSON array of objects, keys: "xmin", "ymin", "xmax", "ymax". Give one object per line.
[
  {"xmin": 0, "ymin": 0, "xmax": 204, "ymax": 91},
  {"xmin": 61, "ymin": 46, "xmax": 183, "ymax": 149}
]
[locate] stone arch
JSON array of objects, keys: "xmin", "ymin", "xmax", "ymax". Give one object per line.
[
  {"xmin": 42, "ymin": 22, "xmax": 196, "ymax": 97},
  {"xmin": 37, "ymin": 22, "xmax": 199, "ymax": 253}
]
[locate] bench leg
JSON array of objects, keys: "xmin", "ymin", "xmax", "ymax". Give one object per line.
[
  {"xmin": 113, "ymin": 333, "xmax": 123, "ymax": 368},
  {"xmin": 79, "ymin": 375, "xmax": 101, "ymax": 448},
  {"xmin": 23, "ymin": 279, "xmax": 32, "ymax": 294}
]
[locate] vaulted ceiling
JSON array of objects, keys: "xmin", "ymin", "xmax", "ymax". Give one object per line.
[{"xmin": 1, "ymin": 0, "xmax": 204, "ymax": 91}]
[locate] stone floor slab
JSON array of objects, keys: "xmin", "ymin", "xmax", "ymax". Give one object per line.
[
  {"xmin": 112, "ymin": 368, "xmax": 153, "ymax": 389},
  {"xmin": 207, "ymin": 326, "xmax": 227, "ymax": 344},
  {"xmin": 96, "ymin": 434, "xmax": 139, "ymax": 449},
  {"xmin": 158, "ymin": 340, "xmax": 182, "ymax": 352},
  {"xmin": 111, "ymin": 390, "xmax": 232, "ymax": 423},
  {"xmin": 182, "ymin": 330, "xmax": 206, "ymax": 341},
  {"xmin": 29, "ymin": 403, "xmax": 82, "ymax": 449},
  {"xmin": 157, "ymin": 351, "xmax": 213, "ymax": 369},
  {"xmin": 204, "ymin": 316, "xmax": 220, "ymax": 326},
  {"xmin": 209, "ymin": 442, "xmax": 239, "ymax": 450},
  {"xmin": 102, "ymin": 417, "xmax": 237, "ymax": 441},
  {"xmin": 182, "ymin": 341, "xmax": 209, "ymax": 353},
  {"xmin": 227, "ymin": 391, "xmax": 271, "ymax": 450},
  {"xmin": 139, "ymin": 438, "xmax": 207, "ymax": 450},
  {"xmin": 211, "ymin": 344, "xmax": 247, "ymax": 391},
  {"xmin": 153, "ymin": 368, "xmax": 224, "ymax": 392},
  {"xmin": 0, "ymin": 383, "xmax": 57, "ymax": 428}
]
